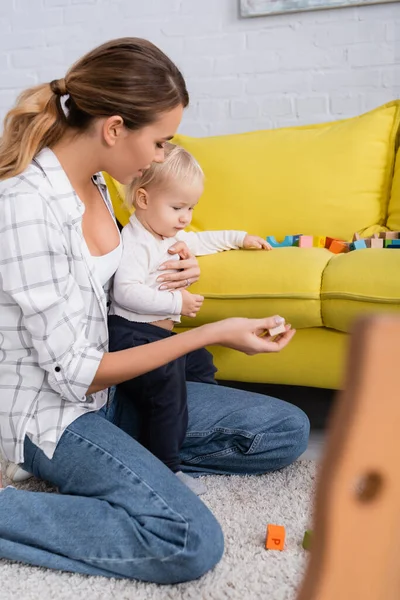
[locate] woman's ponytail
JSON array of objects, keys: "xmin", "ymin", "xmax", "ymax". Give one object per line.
[{"xmin": 0, "ymin": 81, "xmax": 67, "ymax": 180}]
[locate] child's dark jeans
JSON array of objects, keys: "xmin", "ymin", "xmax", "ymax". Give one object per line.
[{"xmin": 108, "ymin": 315, "xmax": 217, "ymax": 472}]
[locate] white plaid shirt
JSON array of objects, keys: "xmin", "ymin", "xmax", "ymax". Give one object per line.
[{"xmin": 0, "ymin": 148, "xmax": 116, "ymax": 463}]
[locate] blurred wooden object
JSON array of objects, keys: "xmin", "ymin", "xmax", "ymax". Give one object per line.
[{"xmin": 297, "ymin": 315, "xmax": 400, "ymax": 600}]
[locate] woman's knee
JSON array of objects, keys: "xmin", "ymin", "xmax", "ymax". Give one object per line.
[
  {"xmin": 280, "ymin": 405, "xmax": 310, "ymax": 463},
  {"xmin": 120, "ymin": 501, "xmax": 224, "ymax": 584},
  {"xmin": 175, "ymin": 507, "xmax": 224, "ymax": 583}
]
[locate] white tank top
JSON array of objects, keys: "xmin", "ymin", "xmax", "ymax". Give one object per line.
[{"xmin": 92, "ymin": 242, "xmax": 122, "ymax": 287}]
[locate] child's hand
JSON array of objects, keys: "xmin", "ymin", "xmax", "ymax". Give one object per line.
[
  {"xmin": 181, "ymin": 289, "xmax": 204, "ymax": 318},
  {"xmin": 243, "ymin": 234, "xmax": 272, "ymax": 250}
]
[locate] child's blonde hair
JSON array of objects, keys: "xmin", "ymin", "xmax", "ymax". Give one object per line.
[{"xmin": 126, "ymin": 142, "xmax": 203, "ymax": 208}]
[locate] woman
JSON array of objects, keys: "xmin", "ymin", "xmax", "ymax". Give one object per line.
[{"xmin": 0, "ymin": 38, "xmax": 309, "ymax": 583}]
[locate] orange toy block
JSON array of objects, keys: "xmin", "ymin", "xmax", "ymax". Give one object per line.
[
  {"xmin": 329, "ymin": 240, "xmax": 348, "ymax": 254},
  {"xmin": 266, "ymin": 524, "xmax": 286, "ymax": 551}
]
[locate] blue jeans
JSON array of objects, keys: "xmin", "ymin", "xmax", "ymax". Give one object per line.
[{"xmin": 0, "ymin": 383, "xmax": 309, "ymax": 583}]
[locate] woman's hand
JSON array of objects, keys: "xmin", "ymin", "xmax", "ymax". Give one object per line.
[
  {"xmin": 157, "ymin": 242, "xmax": 200, "ymax": 290},
  {"xmin": 208, "ymin": 316, "xmax": 295, "ymax": 355},
  {"xmin": 243, "ymin": 234, "xmax": 272, "ymax": 250}
]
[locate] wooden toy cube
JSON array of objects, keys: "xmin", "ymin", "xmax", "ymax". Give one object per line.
[
  {"xmin": 266, "ymin": 235, "xmax": 294, "ymax": 248},
  {"xmin": 384, "ymin": 231, "xmax": 400, "ymax": 240},
  {"xmin": 266, "ymin": 524, "xmax": 285, "ymax": 550},
  {"xmin": 298, "ymin": 235, "xmax": 313, "ymax": 248},
  {"xmin": 351, "ymin": 240, "xmax": 367, "ymax": 250},
  {"xmin": 313, "ymin": 236, "xmax": 326, "ymax": 248},
  {"xmin": 370, "ymin": 238, "xmax": 384, "ymax": 248},
  {"xmin": 377, "ymin": 231, "xmax": 400, "ymax": 240},
  {"xmin": 329, "ymin": 240, "xmax": 348, "ymax": 254},
  {"xmin": 302, "ymin": 530, "xmax": 312, "ymax": 550},
  {"xmin": 385, "ymin": 239, "xmax": 400, "ymax": 247},
  {"xmin": 292, "ymin": 234, "xmax": 301, "ymax": 247},
  {"xmin": 268, "ymin": 323, "xmax": 286, "ymax": 337}
]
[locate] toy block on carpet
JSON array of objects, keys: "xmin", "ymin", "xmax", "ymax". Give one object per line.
[
  {"xmin": 266, "ymin": 524, "xmax": 285, "ymax": 550},
  {"xmin": 302, "ymin": 530, "xmax": 313, "ymax": 550}
]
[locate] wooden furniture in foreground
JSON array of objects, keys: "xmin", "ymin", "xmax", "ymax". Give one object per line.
[{"xmin": 297, "ymin": 315, "xmax": 400, "ymax": 600}]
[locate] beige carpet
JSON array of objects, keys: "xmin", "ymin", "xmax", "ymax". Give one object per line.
[{"xmin": 0, "ymin": 461, "xmax": 316, "ymax": 600}]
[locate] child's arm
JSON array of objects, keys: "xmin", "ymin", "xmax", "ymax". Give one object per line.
[
  {"xmin": 177, "ymin": 230, "xmax": 246, "ymax": 256},
  {"xmin": 112, "ymin": 242, "xmax": 182, "ymax": 316},
  {"xmin": 177, "ymin": 230, "xmax": 271, "ymax": 255}
]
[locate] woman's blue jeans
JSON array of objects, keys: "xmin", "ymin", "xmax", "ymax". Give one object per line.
[{"xmin": 0, "ymin": 382, "xmax": 309, "ymax": 583}]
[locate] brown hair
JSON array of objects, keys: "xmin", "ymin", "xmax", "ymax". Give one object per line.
[
  {"xmin": 0, "ymin": 38, "xmax": 189, "ymax": 180},
  {"xmin": 127, "ymin": 142, "xmax": 204, "ymax": 208}
]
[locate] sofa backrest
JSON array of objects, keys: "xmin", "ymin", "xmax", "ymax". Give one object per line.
[
  {"xmin": 387, "ymin": 145, "xmax": 400, "ymax": 232},
  {"xmin": 173, "ymin": 102, "xmax": 400, "ymax": 241},
  {"xmin": 105, "ymin": 102, "xmax": 400, "ymax": 240}
]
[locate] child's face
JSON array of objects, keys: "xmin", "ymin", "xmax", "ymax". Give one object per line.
[{"xmin": 143, "ymin": 180, "xmax": 203, "ymax": 239}]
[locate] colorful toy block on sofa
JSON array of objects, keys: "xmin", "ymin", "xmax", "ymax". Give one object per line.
[
  {"xmin": 352, "ymin": 231, "xmax": 400, "ymax": 249},
  {"xmin": 266, "ymin": 235, "xmax": 348, "ymax": 251},
  {"xmin": 266, "ymin": 235, "xmax": 299, "ymax": 248},
  {"xmin": 105, "ymin": 101, "xmax": 400, "ymax": 391}
]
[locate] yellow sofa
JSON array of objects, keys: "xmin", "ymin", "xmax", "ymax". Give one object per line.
[{"xmin": 105, "ymin": 101, "xmax": 400, "ymax": 390}]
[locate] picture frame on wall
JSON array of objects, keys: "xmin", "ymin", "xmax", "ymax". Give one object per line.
[{"xmin": 240, "ymin": 0, "xmax": 400, "ymax": 18}]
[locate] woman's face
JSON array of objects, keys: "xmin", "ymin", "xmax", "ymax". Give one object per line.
[{"xmin": 103, "ymin": 105, "xmax": 184, "ymax": 185}]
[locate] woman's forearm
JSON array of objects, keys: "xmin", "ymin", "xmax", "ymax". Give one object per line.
[{"xmin": 87, "ymin": 323, "xmax": 218, "ymax": 394}]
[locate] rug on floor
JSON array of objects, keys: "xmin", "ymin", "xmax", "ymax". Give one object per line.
[{"xmin": 0, "ymin": 460, "xmax": 316, "ymax": 600}]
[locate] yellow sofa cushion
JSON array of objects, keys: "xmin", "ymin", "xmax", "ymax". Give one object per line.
[
  {"xmin": 193, "ymin": 328, "xmax": 348, "ymax": 389},
  {"xmin": 173, "ymin": 102, "xmax": 400, "ymax": 241},
  {"xmin": 387, "ymin": 147, "xmax": 400, "ymax": 231},
  {"xmin": 321, "ymin": 249, "xmax": 400, "ymax": 333},
  {"xmin": 180, "ymin": 247, "xmax": 331, "ymax": 329}
]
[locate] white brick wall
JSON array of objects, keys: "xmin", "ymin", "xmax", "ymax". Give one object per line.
[{"xmin": 0, "ymin": 0, "xmax": 399, "ymax": 136}]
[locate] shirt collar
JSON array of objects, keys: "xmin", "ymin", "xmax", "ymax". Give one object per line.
[
  {"xmin": 129, "ymin": 212, "xmax": 158, "ymax": 240},
  {"xmin": 33, "ymin": 148, "xmax": 108, "ymax": 217}
]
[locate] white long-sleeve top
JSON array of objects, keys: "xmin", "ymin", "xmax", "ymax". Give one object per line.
[{"xmin": 110, "ymin": 214, "xmax": 247, "ymax": 324}]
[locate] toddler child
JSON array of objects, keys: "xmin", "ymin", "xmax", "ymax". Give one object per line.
[{"xmin": 108, "ymin": 142, "xmax": 272, "ymax": 495}]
